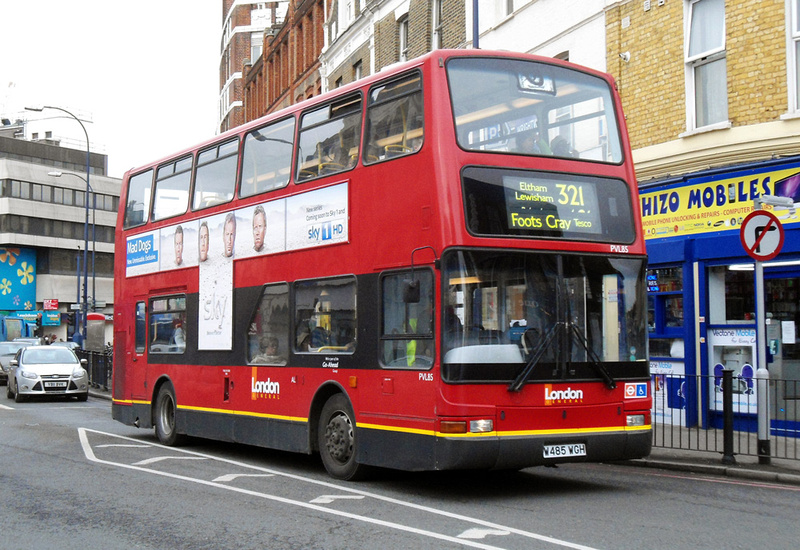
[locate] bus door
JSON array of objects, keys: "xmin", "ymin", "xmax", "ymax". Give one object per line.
[
  {"xmin": 373, "ymin": 269, "xmax": 436, "ymax": 428},
  {"xmin": 129, "ymin": 299, "xmax": 148, "ymax": 400}
]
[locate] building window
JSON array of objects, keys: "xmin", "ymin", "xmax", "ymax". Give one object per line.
[
  {"xmin": 685, "ymin": 0, "xmax": 727, "ymax": 130},
  {"xmin": 789, "ymin": 0, "xmax": 800, "ymax": 111},
  {"xmin": 353, "ymin": 60, "xmax": 362, "ymax": 81},
  {"xmin": 506, "ymin": 0, "xmax": 514, "ymax": 16},
  {"xmin": 251, "ymin": 31, "xmax": 263, "ymax": 61},
  {"xmin": 398, "ymin": 16, "xmax": 409, "ymax": 61},
  {"xmin": 432, "ymin": 0, "xmax": 443, "ymax": 50}
]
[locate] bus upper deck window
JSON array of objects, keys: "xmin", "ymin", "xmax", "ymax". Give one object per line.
[
  {"xmin": 240, "ymin": 117, "xmax": 295, "ymax": 198},
  {"xmin": 153, "ymin": 156, "xmax": 192, "ymax": 221},
  {"xmin": 364, "ymin": 72, "xmax": 424, "ymax": 164},
  {"xmin": 192, "ymin": 138, "xmax": 238, "ymax": 210},
  {"xmin": 296, "ymin": 95, "xmax": 362, "ymax": 182},
  {"xmin": 447, "ymin": 57, "xmax": 623, "ymax": 164},
  {"xmin": 123, "ymin": 169, "xmax": 153, "ymax": 229}
]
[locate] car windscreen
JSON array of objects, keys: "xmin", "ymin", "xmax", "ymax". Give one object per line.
[
  {"xmin": 23, "ymin": 348, "xmax": 79, "ymax": 364},
  {"xmin": 0, "ymin": 343, "xmax": 23, "ymax": 355}
]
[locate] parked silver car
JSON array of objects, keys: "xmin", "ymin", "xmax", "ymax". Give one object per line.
[
  {"xmin": 6, "ymin": 346, "xmax": 89, "ymax": 402},
  {"xmin": 0, "ymin": 341, "xmax": 29, "ymax": 384}
]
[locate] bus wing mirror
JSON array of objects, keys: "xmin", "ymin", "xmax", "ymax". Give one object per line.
[{"xmin": 403, "ymin": 280, "xmax": 420, "ymax": 303}]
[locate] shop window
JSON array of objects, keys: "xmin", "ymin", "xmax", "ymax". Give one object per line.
[
  {"xmin": 647, "ymin": 267, "xmax": 684, "ymax": 335},
  {"xmin": 708, "ymin": 266, "xmax": 755, "ymax": 324}
]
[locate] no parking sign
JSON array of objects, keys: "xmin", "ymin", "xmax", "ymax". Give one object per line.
[{"xmin": 739, "ymin": 210, "xmax": 784, "ymax": 261}]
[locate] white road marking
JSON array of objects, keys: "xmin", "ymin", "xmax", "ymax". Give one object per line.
[
  {"xmin": 310, "ymin": 495, "xmax": 366, "ymax": 504},
  {"xmin": 459, "ymin": 528, "xmax": 511, "ymax": 540},
  {"xmin": 79, "ymin": 427, "xmax": 597, "ymax": 550},
  {"xmin": 131, "ymin": 456, "xmax": 208, "ymax": 466},
  {"xmin": 213, "ymin": 473, "xmax": 275, "ymax": 482}
]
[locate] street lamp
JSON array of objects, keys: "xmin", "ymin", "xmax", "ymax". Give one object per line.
[
  {"xmin": 48, "ymin": 171, "xmax": 96, "ymax": 317},
  {"xmin": 26, "ymin": 105, "xmax": 90, "ymax": 347}
]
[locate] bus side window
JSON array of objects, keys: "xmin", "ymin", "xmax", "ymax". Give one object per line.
[
  {"xmin": 294, "ymin": 277, "xmax": 357, "ymax": 353},
  {"xmin": 192, "ymin": 138, "xmax": 238, "ymax": 210},
  {"xmin": 153, "ymin": 156, "xmax": 192, "ymax": 221},
  {"xmin": 148, "ymin": 295, "xmax": 187, "ymax": 354},
  {"xmin": 134, "ymin": 301, "xmax": 146, "ymax": 353},
  {"xmin": 240, "ymin": 117, "xmax": 295, "ymax": 198},
  {"xmin": 247, "ymin": 283, "xmax": 289, "ymax": 365},
  {"xmin": 124, "ymin": 169, "xmax": 153, "ymax": 229},
  {"xmin": 296, "ymin": 95, "xmax": 362, "ymax": 182},
  {"xmin": 365, "ymin": 72, "xmax": 424, "ymax": 164},
  {"xmin": 380, "ymin": 270, "xmax": 434, "ymax": 368}
]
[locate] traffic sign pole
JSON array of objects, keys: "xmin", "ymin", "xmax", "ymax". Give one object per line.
[{"xmin": 741, "ymin": 203, "xmax": 788, "ymax": 465}]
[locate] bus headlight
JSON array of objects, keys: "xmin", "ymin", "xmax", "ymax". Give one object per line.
[
  {"xmin": 469, "ymin": 419, "xmax": 494, "ymax": 433},
  {"xmin": 626, "ymin": 414, "xmax": 645, "ymax": 427}
]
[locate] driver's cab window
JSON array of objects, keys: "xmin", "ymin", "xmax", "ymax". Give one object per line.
[{"xmin": 380, "ymin": 270, "xmax": 434, "ymax": 368}]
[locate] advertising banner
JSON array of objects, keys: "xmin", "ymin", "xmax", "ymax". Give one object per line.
[{"xmin": 641, "ymin": 163, "xmax": 800, "ymax": 240}]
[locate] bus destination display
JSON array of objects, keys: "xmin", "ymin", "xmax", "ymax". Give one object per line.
[{"xmin": 503, "ymin": 175, "xmax": 601, "ymax": 235}]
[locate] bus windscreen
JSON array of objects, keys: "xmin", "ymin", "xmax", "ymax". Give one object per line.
[{"xmin": 447, "ymin": 56, "xmax": 623, "ymax": 164}]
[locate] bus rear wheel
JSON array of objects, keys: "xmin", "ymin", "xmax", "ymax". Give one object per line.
[
  {"xmin": 318, "ymin": 394, "xmax": 365, "ymax": 480},
  {"xmin": 154, "ymin": 383, "xmax": 184, "ymax": 446}
]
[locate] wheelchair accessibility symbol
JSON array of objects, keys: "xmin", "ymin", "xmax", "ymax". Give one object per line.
[{"xmin": 625, "ymin": 382, "xmax": 648, "ymax": 398}]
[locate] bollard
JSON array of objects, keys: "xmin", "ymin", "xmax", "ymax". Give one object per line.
[
  {"xmin": 756, "ymin": 364, "xmax": 771, "ymax": 464},
  {"xmin": 721, "ymin": 369, "xmax": 736, "ymax": 465}
]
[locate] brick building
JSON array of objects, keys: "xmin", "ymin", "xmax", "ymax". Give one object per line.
[
  {"xmin": 323, "ymin": 0, "xmax": 465, "ymax": 91},
  {"xmin": 605, "ymin": 0, "xmax": 800, "ymax": 183},
  {"xmin": 239, "ymin": 0, "xmax": 466, "ymax": 122},
  {"xmin": 603, "ymin": 0, "xmax": 800, "ymax": 429},
  {"xmin": 219, "ymin": 1, "xmax": 286, "ymax": 132}
]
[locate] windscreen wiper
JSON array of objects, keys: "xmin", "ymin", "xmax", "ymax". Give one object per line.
[
  {"xmin": 508, "ymin": 323, "xmax": 560, "ymax": 392},
  {"xmin": 567, "ymin": 323, "xmax": 616, "ymax": 390}
]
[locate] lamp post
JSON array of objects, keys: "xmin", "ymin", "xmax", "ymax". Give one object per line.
[
  {"xmin": 48, "ymin": 171, "xmax": 96, "ymax": 317},
  {"xmin": 26, "ymin": 105, "xmax": 90, "ymax": 347}
]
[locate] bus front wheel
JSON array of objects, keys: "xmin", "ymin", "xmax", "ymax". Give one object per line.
[
  {"xmin": 154, "ymin": 383, "xmax": 184, "ymax": 446},
  {"xmin": 318, "ymin": 394, "xmax": 364, "ymax": 480}
]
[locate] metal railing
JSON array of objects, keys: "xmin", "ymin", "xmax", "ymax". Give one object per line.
[
  {"xmin": 77, "ymin": 348, "xmax": 112, "ymax": 391},
  {"xmin": 652, "ymin": 372, "xmax": 800, "ymax": 462}
]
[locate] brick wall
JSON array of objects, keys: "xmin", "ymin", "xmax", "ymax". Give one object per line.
[{"xmin": 606, "ymin": 0, "xmax": 788, "ymax": 151}]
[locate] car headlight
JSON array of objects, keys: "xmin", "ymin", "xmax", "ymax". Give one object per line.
[
  {"xmin": 72, "ymin": 367, "xmax": 87, "ymax": 378},
  {"xmin": 20, "ymin": 370, "xmax": 38, "ymax": 380}
]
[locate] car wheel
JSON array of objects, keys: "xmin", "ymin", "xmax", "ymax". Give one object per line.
[
  {"xmin": 318, "ymin": 393, "xmax": 367, "ymax": 480},
  {"xmin": 76, "ymin": 392, "xmax": 88, "ymax": 402},
  {"xmin": 6, "ymin": 383, "xmax": 13, "ymax": 399},
  {"xmin": 14, "ymin": 382, "xmax": 25, "ymax": 403},
  {"xmin": 154, "ymin": 383, "xmax": 185, "ymax": 446}
]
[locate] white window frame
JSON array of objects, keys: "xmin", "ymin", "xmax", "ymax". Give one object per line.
[
  {"xmin": 683, "ymin": 0, "xmax": 729, "ymax": 134},
  {"xmin": 786, "ymin": 0, "xmax": 800, "ymax": 115},
  {"xmin": 432, "ymin": 0, "xmax": 443, "ymax": 50},
  {"xmin": 399, "ymin": 16, "xmax": 409, "ymax": 62}
]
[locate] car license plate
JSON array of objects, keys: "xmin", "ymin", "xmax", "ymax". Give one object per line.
[
  {"xmin": 44, "ymin": 381, "xmax": 68, "ymax": 388},
  {"xmin": 543, "ymin": 443, "xmax": 586, "ymax": 458}
]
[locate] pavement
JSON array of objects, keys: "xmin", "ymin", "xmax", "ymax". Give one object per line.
[{"xmin": 87, "ymin": 386, "xmax": 800, "ymax": 485}]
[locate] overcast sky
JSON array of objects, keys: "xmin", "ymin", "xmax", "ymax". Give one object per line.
[{"xmin": 0, "ymin": 1, "xmax": 220, "ymax": 178}]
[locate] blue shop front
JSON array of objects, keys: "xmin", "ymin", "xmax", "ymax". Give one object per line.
[{"xmin": 641, "ymin": 157, "xmax": 800, "ymax": 433}]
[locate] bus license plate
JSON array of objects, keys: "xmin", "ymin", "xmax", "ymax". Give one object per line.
[
  {"xmin": 44, "ymin": 381, "xmax": 68, "ymax": 388},
  {"xmin": 543, "ymin": 443, "xmax": 586, "ymax": 458}
]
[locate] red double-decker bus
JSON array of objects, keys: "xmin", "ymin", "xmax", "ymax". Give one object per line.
[{"xmin": 112, "ymin": 49, "xmax": 651, "ymax": 479}]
